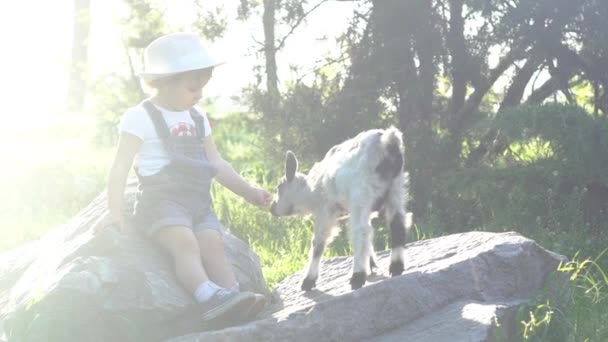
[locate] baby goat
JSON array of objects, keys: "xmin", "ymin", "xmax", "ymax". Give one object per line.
[{"xmin": 270, "ymin": 127, "xmax": 409, "ymax": 290}]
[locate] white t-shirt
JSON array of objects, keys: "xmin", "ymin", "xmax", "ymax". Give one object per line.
[{"xmin": 119, "ymin": 101, "xmax": 213, "ymax": 176}]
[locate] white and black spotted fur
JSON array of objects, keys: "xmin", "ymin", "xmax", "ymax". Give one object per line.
[{"xmin": 270, "ymin": 126, "xmax": 410, "ymax": 290}]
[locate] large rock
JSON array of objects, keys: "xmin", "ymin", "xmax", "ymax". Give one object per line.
[
  {"xmin": 0, "ymin": 181, "xmax": 269, "ymax": 341},
  {"xmin": 0, "ymin": 179, "xmax": 568, "ymax": 342},
  {"xmin": 169, "ymin": 231, "xmax": 567, "ymax": 342}
]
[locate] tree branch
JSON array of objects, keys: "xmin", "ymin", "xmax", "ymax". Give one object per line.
[
  {"xmin": 499, "ymin": 54, "xmax": 543, "ymax": 111},
  {"xmin": 465, "ymin": 67, "xmax": 577, "ymax": 167},
  {"xmin": 455, "ymin": 47, "xmax": 523, "ymax": 127},
  {"xmin": 276, "ymin": 0, "xmax": 331, "ymax": 52}
]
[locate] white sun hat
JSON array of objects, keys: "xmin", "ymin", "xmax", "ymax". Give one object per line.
[{"xmin": 139, "ymin": 32, "xmax": 224, "ymax": 81}]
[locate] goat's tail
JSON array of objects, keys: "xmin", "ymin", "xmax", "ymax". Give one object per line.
[
  {"xmin": 381, "ymin": 126, "xmax": 404, "ymax": 151},
  {"xmin": 376, "ymin": 126, "xmax": 405, "ymax": 180}
]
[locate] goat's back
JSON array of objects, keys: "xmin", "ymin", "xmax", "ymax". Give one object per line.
[{"xmin": 307, "ymin": 127, "xmax": 404, "ymax": 195}]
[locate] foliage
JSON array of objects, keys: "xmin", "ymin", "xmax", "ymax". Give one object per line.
[
  {"xmin": 247, "ymin": 79, "xmax": 379, "ymax": 166},
  {"xmin": 191, "ymin": 0, "xmax": 227, "ymax": 41},
  {"xmin": 502, "ymin": 249, "xmax": 608, "ymax": 341},
  {"xmin": 244, "ymin": 0, "xmax": 608, "ymax": 220},
  {"xmin": 492, "ymin": 104, "xmax": 608, "ymax": 184},
  {"xmin": 91, "ymin": 74, "xmax": 144, "ymax": 146},
  {"xmin": 432, "ymin": 103, "xmax": 608, "ymax": 235}
]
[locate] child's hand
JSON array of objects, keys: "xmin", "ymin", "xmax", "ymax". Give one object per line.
[
  {"xmin": 92, "ymin": 212, "xmax": 124, "ymax": 234},
  {"xmin": 247, "ymin": 186, "xmax": 273, "ymax": 208}
]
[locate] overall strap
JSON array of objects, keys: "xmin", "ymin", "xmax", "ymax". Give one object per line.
[
  {"xmin": 142, "ymin": 101, "xmax": 171, "ymax": 141},
  {"xmin": 189, "ymin": 108, "xmax": 207, "ymax": 139}
]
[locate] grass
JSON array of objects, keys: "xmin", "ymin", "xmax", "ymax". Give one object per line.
[
  {"xmin": 503, "ymin": 249, "xmax": 608, "ymax": 341},
  {"xmin": 210, "ymin": 112, "xmax": 313, "ymax": 287}
]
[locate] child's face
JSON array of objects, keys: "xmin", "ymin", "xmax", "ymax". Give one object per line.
[{"xmin": 157, "ymin": 68, "xmax": 213, "ymax": 111}]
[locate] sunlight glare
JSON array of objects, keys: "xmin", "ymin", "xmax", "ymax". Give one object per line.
[{"xmin": 0, "ymin": 1, "xmax": 71, "ymax": 131}]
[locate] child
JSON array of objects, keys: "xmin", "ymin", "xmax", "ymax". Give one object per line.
[{"xmin": 95, "ymin": 32, "xmax": 273, "ymax": 324}]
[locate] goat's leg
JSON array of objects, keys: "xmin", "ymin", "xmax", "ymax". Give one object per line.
[
  {"xmin": 385, "ymin": 185, "xmax": 408, "ymax": 277},
  {"xmin": 388, "ymin": 211, "xmax": 406, "ymax": 276},
  {"xmin": 301, "ymin": 216, "xmax": 333, "ymax": 291},
  {"xmin": 369, "ymin": 239, "xmax": 378, "ymax": 272},
  {"xmin": 349, "ymin": 206, "xmax": 373, "ymax": 290}
]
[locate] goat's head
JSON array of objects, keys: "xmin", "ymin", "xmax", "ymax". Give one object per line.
[{"xmin": 270, "ymin": 151, "xmax": 309, "ymax": 216}]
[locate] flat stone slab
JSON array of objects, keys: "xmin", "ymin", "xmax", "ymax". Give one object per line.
[{"xmin": 374, "ymin": 299, "xmax": 524, "ymax": 342}]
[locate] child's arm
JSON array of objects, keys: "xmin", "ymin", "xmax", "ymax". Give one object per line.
[
  {"xmin": 203, "ymin": 135, "xmax": 272, "ymax": 208},
  {"xmin": 96, "ymin": 132, "xmax": 142, "ymax": 231}
]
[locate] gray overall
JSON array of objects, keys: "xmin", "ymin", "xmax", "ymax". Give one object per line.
[{"xmin": 132, "ymin": 101, "xmax": 223, "ymax": 237}]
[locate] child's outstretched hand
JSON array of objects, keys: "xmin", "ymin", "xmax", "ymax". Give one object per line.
[{"xmin": 247, "ymin": 186, "xmax": 273, "ymax": 208}]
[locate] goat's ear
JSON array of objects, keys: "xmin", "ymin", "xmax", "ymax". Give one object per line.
[{"xmin": 285, "ymin": 150, "xmax": 298, "ymax": 182}]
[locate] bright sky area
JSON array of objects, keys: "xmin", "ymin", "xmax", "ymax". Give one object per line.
[{"xmin": 0, "ymin": 0, "xmax": 355, "ymax": 126}]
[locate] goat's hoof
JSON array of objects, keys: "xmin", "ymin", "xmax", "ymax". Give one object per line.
[
  {"xmin": 301, "ymin": 277, "xmax": 317, "ymax": 291},
  {"xmin": 350, "ymin": 272, "xmax": 366, "ymax": 290},
  {"xmin": 389, "ymin": 260, "xmax": 404, "ymax": 277}
]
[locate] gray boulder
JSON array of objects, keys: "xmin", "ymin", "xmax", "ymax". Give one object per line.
[
  {"xmin": 0, "ymin": 178, "xmax": 567, "ymax": 342},
  {"xmin": 169, "ymin": 231, "xmax": 567, "ymax": 342},
  {"xmin": 0, "ymin": 181, "xmax": 269, "ymax": 342}
]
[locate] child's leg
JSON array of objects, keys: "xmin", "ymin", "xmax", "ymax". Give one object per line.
[
  {"xmin": 195, "ymin": 228, "xmax": 268, "ymax": 321},
  {"xmin": 155, "ymin": 225, "xmax": 256, "ymax": 323},
  {"xmin": 195, "ymin": 229, "xmax": 238, "ymax": 289},
  {"xmin": 154, "ymin": 225, "xmax": 210, "ymax": 293}
]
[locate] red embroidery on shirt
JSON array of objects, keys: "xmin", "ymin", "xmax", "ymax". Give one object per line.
[{"xmin": 170, "ymin": 122, "xmax": 196, "ymax": 136}]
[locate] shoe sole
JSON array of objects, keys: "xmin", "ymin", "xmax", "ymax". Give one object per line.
[
  {"xmin": 230, "ymin": 293, "xmax": 267, "ymax": 325},
  {"xmin": 246, "ymin": 294, "xmax": 267, "ymax": 319},
  {"xmin": 201, "ymin": 292, "xmax": 256, "ymax": 322}
]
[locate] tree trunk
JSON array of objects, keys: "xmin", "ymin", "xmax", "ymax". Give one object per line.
[
  {"xmin": 66, "ymin": 0, "xmax": 91, "ymax": 113},
  {"xmin": 447, "ymin": 0, "xmax": 466, "ymax": 115},
  {"xmin": 263, "ymin": 0, "xmax": 279, "ymax": 101}
]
